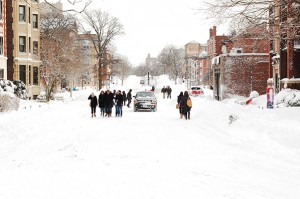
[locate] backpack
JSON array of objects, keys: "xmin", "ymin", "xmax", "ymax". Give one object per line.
[{"xmin": 187, "ymin": 97, "xmax": 192, "ymax": 107}]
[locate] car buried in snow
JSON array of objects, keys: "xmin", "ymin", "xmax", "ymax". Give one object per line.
[
  {"xmin": 189, "ymin": 86, "xmax": 204, "ymax": 96},
  {"xmin": 133, "ymin": 91, "xmax": 157, "ymax": 112}
]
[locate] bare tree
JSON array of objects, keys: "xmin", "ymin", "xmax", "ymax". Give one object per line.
[
  {"xmin": 40, "ymin": 11, "xmax": 81, "ymax": 101},
  {"xmin": 112, "ymin": 55, "xmax": 132, "ymax": 86},
  {"xmin": 79, "ymin": 9, "xmax": 124, "ymax": 89},
  {"xmin": 43, "ymin": 0, "xmax": 93, "ymax": 13},
  {"xmin": 197, "ymin": 0, "xmax": 300, "ymax": 33},
  {"xmin": 158, "ymin": 45, "xmax": 185, "ymax": 84},
  {"xmin": 131, "ymin": 64, "xmax": 149, "ymax": 77}
]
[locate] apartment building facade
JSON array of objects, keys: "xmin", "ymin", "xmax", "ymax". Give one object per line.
[
  {"xmin": 206, "ymin": 26, "xmax": 229, "ymax": 86},
  {"xmin": 184, "ymin": 41, "xmax": 207, "ymax": 87},
  {"xmin": 0, "ymin": 0, "xmax": 7, "ymax": 79},
  {"xmin": 211, "ymin": 26, "xmax": 270, "ymax": 100},
  {"xmin": 7, "ymin": 0, "xmax": 40, "ymax": 99},
  {"xmin": 76, "ymin": 33, "xmax": 98, "ymax": 89},
  {"xmin": 269, "ymin": 0, "xmax": 300, "ymax": 91}
]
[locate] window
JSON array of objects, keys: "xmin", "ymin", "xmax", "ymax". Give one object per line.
[
  {"xmin": 19, "ymin": 5, "xmax": 25, "ymax": 22},
  {"xmin": 0, "ymin": 36, "xmax": 3, "ymax": 55},
  {"xmin": 28, "ymin": 7, "xmax": 31, "ymax": 23},
  {"xmin": 33, "ymin": 41, "xmax": 38, "ymax": 55},
  {"xmin": 28, "ymin": 65, "xmax": 31, "ymax": 85},
  {"xmin": 19, "ymin": 65, "xmax": 26, "ymax": 84},
  {"xmin": 28, "ymin": 37, "xmax": 31, "ymax": 53},
  {"xmin": 19, "ymin": 36, "xmax": 26, "ymax": 52},
  {"xmin": 0, "ymin": 1, "xmax": 3, "ymax": 20},
  {"xmin": 33, "ymin": 67, "xmax": 38, "ymax": 85},
  {"xmin": 0, "ymin": 69, "xmax": 3, "ymax": 79},
  {"xmin": 33, "ymin": 14, "xmax": 38, "ymax": 28},
  {"xmin": 295, "ymin": 38, "xmax": 300, "ymax": 46}
]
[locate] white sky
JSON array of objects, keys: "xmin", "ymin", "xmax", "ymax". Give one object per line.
[{"xmin": 75, "ymin": 0, "xmax": 228, "ymax": 66}]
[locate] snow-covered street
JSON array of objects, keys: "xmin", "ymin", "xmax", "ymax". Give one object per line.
[{"xmin": 1, "ymin": 76, "xmax": 300, "ymax": 199}]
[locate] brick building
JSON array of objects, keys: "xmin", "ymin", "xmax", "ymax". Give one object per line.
[
  {"xmin": 184, "ymin": 41, "xmax": 207, "ymax": 87},
  {"xmin": 269, "ymin": 0, "xmax": 300, "ymax": 91},
  {"xmin": 206, "ymin": 26, "xmax": 229, "ymax": 86},
  {"xmin": 212, "ymin": 54, "xmax": 269, "ymax": 100},
  {"xmin": 76, "ymin": 33, "xmax": 98, "ymax": 89},
  {"xmin": 145, "ymin": 53, "xmax": 158, "ymax": 70},
  {"xmin": 212, "ymin": 26, "xmax": 270, "ymax": 100},
  {"xmin": 0, "ymin": 0, "xmax": 7, "ymax": 79}
]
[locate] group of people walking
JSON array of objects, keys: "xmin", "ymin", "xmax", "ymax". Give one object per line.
[
  {"xmin": 88, "ymin": 87, "xmax": 193, "ymax": 120},
  {"xmin": 161, "ymin": 86, "xmax": 172, "ymax": 99},
  {"xmin": 177, "ymin": 91, "xmax": 192, "ymax": 120},
  {"xmin": 88, "ymin": 89, "xmax": 132, "ymax": 118}
]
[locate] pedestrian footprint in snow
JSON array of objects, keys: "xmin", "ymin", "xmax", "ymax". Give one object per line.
[{"xmin": 228, "ymin": 114, "xmax": 238, "ymax": 124}]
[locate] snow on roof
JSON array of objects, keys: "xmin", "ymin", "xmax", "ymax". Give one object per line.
[
  {"xmin": 187, "ymin": 40, "xmax": 199, "ymax": 44},
  {"xmin": 225, "ymin": 53, "xmax": 269, "ymax": 56}
]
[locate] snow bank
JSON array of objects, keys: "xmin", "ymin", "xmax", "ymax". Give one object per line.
[
  {"xmin": 276, "ymin": 89, "xmax": 300, "ymax": 107},
  {"xmin": 0, "ymin": 92, "xmax": 20, "ymax": 112}
]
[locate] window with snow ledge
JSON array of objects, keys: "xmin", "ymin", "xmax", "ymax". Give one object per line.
[{"xmin": 294, "ymin": 38, "xmax": 300, "ymax": 49}]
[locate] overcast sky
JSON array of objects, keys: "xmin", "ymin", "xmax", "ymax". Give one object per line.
[{"xmin": 63, "ymin": 0, "xmax": 228, "ymax": 66}]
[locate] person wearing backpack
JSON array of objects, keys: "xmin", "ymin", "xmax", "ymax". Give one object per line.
[
  {"xmin": 177, "ymin": 91, "xmax": 184, "ymax": 119},
  {"xmin": 180, "ymin": 91, "xmax": 192, "ymax": 120}
]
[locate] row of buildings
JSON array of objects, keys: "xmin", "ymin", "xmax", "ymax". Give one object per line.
[
  {"xmin": 183, "ymin": 1, "xmax": 299, "ymax": 100},
  {"xmin": 0, "ymin": 1, "xmax": 111, "ymax": 99},
  {"xmin": 1, "ymin": 0, "xmax": 41, "ymax": 99}
]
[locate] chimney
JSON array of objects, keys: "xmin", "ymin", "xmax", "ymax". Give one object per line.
[
  {"xmin": 213, "ymin": 26, "xmax": 217, "ymax": 37},
  {"xmin": 209, "ymin": 28, "xmax": 213, "ymax": 38}
]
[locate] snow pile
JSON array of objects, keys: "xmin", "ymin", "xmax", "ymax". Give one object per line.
[
  {"xmin": 0, "ymin": 79, "xmax": 26, "ymax": 112},
  {"xmin": 0, "ymin": 92, "xmax": 20, "ymax": 112},
  {"xmin": 1, "ymin": 75, "xmax": 300, "ymax": 199},
  {"xmin": 249, "ymin": 90, "xmax": 259, "ymax": 98},
  {"xmin": 276, "ymin": 89, "xmax": 300, "ymax": 107}
]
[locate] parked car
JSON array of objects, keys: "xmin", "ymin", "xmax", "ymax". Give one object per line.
[
  {"xmin": 133, "ymin": 91, "xmax": 157, "ymax": 112},
  {"xmin": 189, "ymin": 86, "xmax": 204, "ymax": 96}
]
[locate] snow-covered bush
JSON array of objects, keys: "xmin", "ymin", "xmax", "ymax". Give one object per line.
[
  {"xmin": 0, "ymin": 79, "xmax": 15, "ymax": 93},
  {"xmin": 36, "ymin": 91, "xmax": 47, "ymax": 101},
  {"xmin": 275, "ymin": 89, "xmax": 300, "ymax": 107},
  {"xmin": 0, "ymin": 79, "xmax": 27, "ymax": 99},
  {"xmin": 13, "ymin": 80, "xmax": 28, "ymax": 99},
  {"xmin": 0, "ymin": 92, "xmax": 20, "ymax": 112}
]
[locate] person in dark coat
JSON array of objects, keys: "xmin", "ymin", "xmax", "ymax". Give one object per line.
[
  {"xmin": 166, "ymin": 86, "xmax": 172, "ymax": 99},
  {"xmin": 88, "ymin": 92, "xmax": 98, "ymax": 118},
  {"xmin": 177, "ymin": 91, "xmax": 184, "ymax": 119},
  {"xmin": 122, "ymin": 91, "xmax": 127, "ymax": 106},
  {"xmin": 127, "ymin": 89, "xmax": 132, "ymax": 108},
  {"xmin": 161, "ymin": 86, "xmax": 166, "ymax": 99},
  {"xmin": 115, "ymin": 90, "xmax": 124, "ymax": 117},
  {"xmin": 151, "ymin": 85, "xmax": 155, "ymax": 92},
  {"xmin": 98, "ymin": 90, "xmax": 105, "ymax": 117},
  {"xmin": 180, "ymin": 91, "xmax": 191, "ymax": 120},
  {"xmin": 103, "ymin": 90, "xmax": 114, "ymax": 117}
]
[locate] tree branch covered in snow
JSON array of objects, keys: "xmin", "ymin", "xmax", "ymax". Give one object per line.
[
  {"xmin": 43, "ymin": 0, "xmax": 93, "ymax": 13},
  {"xmin": 197, "ymin": 0, "xmax": 300, "ymax": 36},
  {"xmin": 78, "ymin": 9, "xmax": 124, "ymax": 88},
  {"xmin": 158, "ymin": 45, "xmax": 185, "ymax": 84},
  {"xmin": 40, "ymin": 11, "xmax": 81, "ymax": 101}
]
